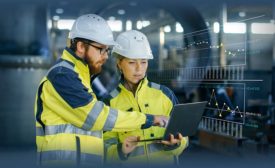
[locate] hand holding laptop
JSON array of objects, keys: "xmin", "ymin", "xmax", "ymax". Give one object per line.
[
  {"xmin": 121, "ymin": 133, "xmax": 182, "ymax": 156},
  {"xmin": 161, "ymin": 133, "xmax": 183, "ymax": 146},
  {"xmin": 122, "ymin": 136, "xmax": 139, "ymax": 155}
]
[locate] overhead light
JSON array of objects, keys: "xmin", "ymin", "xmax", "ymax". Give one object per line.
[
  {"xmin": 213, "ymin": 22, "xmax": 220, "ymax": 33},
  {"xmin": 164, "ymin": 25, "xmax": 171, "ymax": 33},
  {"xmin": 56, "ymin": 8, "xmax": 64, "ymax": 14},
  {"xmin": 57, "ymin": 19, "xmax": 75, "ymax": 30},
  {"xmin": 238, "ymin": 12, "xmax": 246, "ymax": 17},
  {"xmin": 176, "ymin": 22, "xmax": 183, "ymax": 33},
  {"xmin": 136, "ymin": 20, "xmax": 150, "ymax": 30},
  {"xmin": 224, "ymin": 22, "xmax": 246, "ymax": 34},
  {"xmin": 118, "ymin": 9, "xmax": 125, "ymax": 15},
  {"xmin": 213, "ymin": 22, "xmax": 246, "ymax": 34},
  {"xmin": 108, "ymin": 16, "xmax": 115, "ymax": 21},
  {"xmin": 142, "ymin": 21, "xmax": 150, "ymax": 27},
  {"xmin": 107, "ymin": 20, "xmax": 122, "ymax": 32},
  {"xmin": 53, "ymin": 15, "xmax": 60, "ymax": 21},
  {"xmin": 47, "ymin": 20, "xmax": 52, "ymax": 29},
  {"xmin": 251, "ymin": 23, "xmax": 275, "ymax": 34},
  {"xmin": 126, "ymin": 20, "xmax": 132, "ymax": 30},
  {"xmin": 137, "ymin": 21, "xmax": 142, "ymax": 30}
]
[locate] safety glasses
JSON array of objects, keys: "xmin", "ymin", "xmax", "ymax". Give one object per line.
[{"xmin": 84, "ymin": 42, "xmax": 110, "ymax": 55}]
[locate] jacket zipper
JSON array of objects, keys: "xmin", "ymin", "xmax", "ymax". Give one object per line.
[{"xmin": 134, "ymin": 80, "xmax": 149, "ymax": 164}]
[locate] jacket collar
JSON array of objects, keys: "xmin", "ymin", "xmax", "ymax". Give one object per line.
[
  {"xmin": 119, "ymin": 76, "xmax": 149, "ymax": 95},
  {"xmin": 61, "ymin": 47, "xmax": 90, "ymax": 74}
]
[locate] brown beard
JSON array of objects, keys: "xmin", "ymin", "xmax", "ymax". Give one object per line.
[
  {"xmin": 89, "ymin": 65, "xmax": 102, "ymax": 75},
  {"xmin": 84, "ymin": 50, "xmax": 102, "ymax": 75}
]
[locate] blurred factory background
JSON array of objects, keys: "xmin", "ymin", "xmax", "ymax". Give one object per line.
[{"xmin": 0, "ymin": 0, "xmax": 274, "ymax": 167}]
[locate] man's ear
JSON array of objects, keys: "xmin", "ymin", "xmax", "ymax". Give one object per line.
[{"xmin": 76, "ymin": 41, "xmax": 85, "ymax": 56}]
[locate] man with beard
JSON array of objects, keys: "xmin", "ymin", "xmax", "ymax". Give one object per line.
[{"xmin": 34, "ymin": 14, "xmax": 167, "ymax": 167}]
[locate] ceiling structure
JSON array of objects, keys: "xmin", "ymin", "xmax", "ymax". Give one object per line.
[{"xmin": 1, "ymin": 0, "xmax": 273, "ymax": 21}]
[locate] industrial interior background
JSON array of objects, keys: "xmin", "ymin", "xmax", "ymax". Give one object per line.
[{"xmin": 0, "ymin": 0, "xmax": 274, "ymax": 167}]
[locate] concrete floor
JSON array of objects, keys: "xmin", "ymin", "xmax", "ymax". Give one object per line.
[
  {"xmin": 0, "ymin": 147, "xmax": 36, "ymax": 168},
  {"xmin": 180, "ymin": 144, "xmax": 275, "ymax": 168},
  {"xmin": 0, "ymin": 144, "xmax": 274, "ymax": 168}
]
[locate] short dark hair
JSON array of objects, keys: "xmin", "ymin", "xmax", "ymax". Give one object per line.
[{"xmin": 69, "ymin": 38, "xmax": 93, "ymax": 52}]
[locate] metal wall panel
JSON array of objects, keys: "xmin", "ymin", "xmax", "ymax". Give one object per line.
[{"xmin": 0, "ymin": 68, "xmax": 47, "ymax": 147}]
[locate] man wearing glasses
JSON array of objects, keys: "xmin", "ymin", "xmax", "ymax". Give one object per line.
[{"xmin": 34, "ymin": 14, "xmax": 167, "ymax": 167}]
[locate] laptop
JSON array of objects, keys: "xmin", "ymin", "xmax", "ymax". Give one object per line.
[{"xmin": 137, "ymin": 101, "xmax": 207, "ymax": 142}]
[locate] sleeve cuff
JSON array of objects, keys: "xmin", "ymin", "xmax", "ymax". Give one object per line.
[
  {"xmin": 141, "ymin": 114, "xmax": 154, "ymax": 129},
  {"xmin": 117, "ymin": 143, "xmax": 129, "ymax": 161}
]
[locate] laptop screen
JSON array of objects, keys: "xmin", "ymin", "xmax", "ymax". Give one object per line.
[{"xmin": 138, "ymin": 101, "xmax": 207, "ymax": 142}]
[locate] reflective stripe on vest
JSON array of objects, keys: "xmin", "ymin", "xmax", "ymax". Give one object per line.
[
  {"xmin": 149, "ymin": 82, "xmax": 160, "ymax": 90},
  {"xmin": 81, "ymin": 101, "xmax": 118, "ymax": 131},
  {"xmin": 38, "ymin": 150, "xmax": 102, "ymax": 163},
  {"xmin": 103, "ymin": 108, "xmax": 118, "ymax": 131},
  {"xmin": 81, "ymin": 101, "xmax": 104, "ymax": 130},
  {"xmin": 47, "ymin": 60, "xmax": 74, "ymax": 76},
  {"xmin": 129, "ymin": 143, "xmax": 162, "ymax": 157},
  {"xmin": 104, "ymin": 137, "xmax": 118, "ymax": 145},
  {"xmin": 36, "ymin": 124, "xmax": 102, "ymax": 138},
  {"xmin": 110, "ymin": 89, "xmax": 120, "ymax": 98}
]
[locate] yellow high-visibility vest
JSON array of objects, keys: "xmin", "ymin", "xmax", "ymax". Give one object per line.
[
  {"xmin": 104, "ymin": 78, "xmax": 189, "ymax": 167},
  {"xmin": 34, "ymin": 48, "xmax": 154, "ymax": 166}
]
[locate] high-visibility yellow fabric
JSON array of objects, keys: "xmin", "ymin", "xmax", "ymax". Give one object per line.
[
  {"xmin": 34, "ymin": 48, "xmax": 153, "ymax": 166},
  {"xmin": 104, "ymin": 78, "xmax": 188, "ymax": 166}
]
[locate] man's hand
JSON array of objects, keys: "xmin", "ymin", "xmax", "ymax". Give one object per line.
[
  {"xmin": 122, "ymin": 136, "xmax": 139, "ymax": 155},
  {"xmin": 161, "ymin": 133, "xmax": 183, "ymax": 146},
  {"xmin": 153, "ymin": 115, "xmax": 169, "ymax": 127}
]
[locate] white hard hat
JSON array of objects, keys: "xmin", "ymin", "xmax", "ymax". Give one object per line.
[
  {"xmin": 112, "ymin": 30, "xmax": 153, "ymax": 59},
  {"xmin": 69, "ymin": 14, "xmax": 116, "ymax": 46}
]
